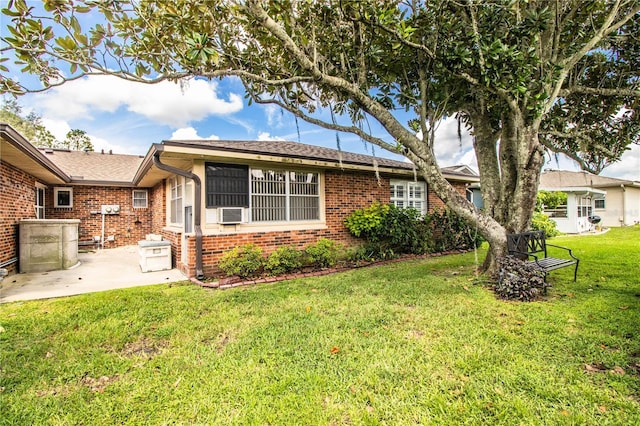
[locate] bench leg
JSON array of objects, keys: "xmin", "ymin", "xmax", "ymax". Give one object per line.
[{"xmin": 573, "ymin": 260, "xmax": 579, "ymax": 282}]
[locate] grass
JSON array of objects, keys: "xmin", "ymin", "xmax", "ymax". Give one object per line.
[{"xmin": 1, "ymin": 226, "xmax": 639, "ymax": 425}]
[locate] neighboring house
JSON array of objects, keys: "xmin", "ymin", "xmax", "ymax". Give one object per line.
[
  {"xmin": 1, "ymin": 124, "xmax": 479, "ymax": 278},
  {"xmin": 540, "ymin": 170, "xmax": 640, "ymax": 233}
]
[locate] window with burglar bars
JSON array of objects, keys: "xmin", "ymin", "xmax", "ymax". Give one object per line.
[
  {"xmin": 250, "ymin": 169, "xmax": 319, "ymax": 222},
  {"xmin": 390, "ymin": 180, "xmax": 427, "ymax": 214},
  {"xmin": 205, "ymin": 163, "xmax": 249, "ymax": 208}
]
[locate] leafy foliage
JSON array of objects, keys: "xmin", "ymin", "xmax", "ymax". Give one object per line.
[
  {"xmin": 304, "ymin": 238, "xmax": 340, "ymax": 269},
  {"xmin": 531, "ymin": 212, "xmax": 560, "ymax": 238},
  {"xmin": 495, "ymin": 256, "xmax": 549, "ymax": 302},
  {"xmin": 428, "ymin": 208, "xmax": 484, "ymax": 252},
  {"xmin": 218, "ymin": 244, "xmax": 264, "ymax": 278},
  {"xmin": 536, "ymin": 191, "xmax": 567, "ymax": 212},
  {"xmin": 264, "ymin": 245, "xmax": 303, "ymax": 276},
  {"xmin": 344, "ymin": 202, "xmax": 432, "ymax": 258}
]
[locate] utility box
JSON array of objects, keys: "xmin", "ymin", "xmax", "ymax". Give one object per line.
[
  {"xmin": 19, "ymin": 219, "xmax": 80, "ymax": 273},
  {"xmin": 138, "ymin": 240, "xmax": 171, "ymax": 273}
]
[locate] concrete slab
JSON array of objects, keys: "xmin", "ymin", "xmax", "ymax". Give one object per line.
[{"xmin": 0, "ymin": 245, "xmax": 186, "ymax": 303}]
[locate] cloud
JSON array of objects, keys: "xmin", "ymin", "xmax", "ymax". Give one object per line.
[
  {"xmin": 257, "ymin": 131, "xmax": 285, "ymax": 141},
  {"xmin": 169, "ymin": 127, "xmax": 220, "ymax": 140},
  {"xmin": 263, "ymin": 104, "xmax": 283, "ymax": 128},
  {"xmin": 601, "ymin": 144, "xmax": 640, "ymax": 181},
  {"xmin": 36, "ymin": 75, "xmax": 243, "ymax": 127}
]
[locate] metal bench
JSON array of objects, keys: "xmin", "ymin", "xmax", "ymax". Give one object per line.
[{"xmin": 507, "ymin": 230, "xmax": 579, "ymax": 281}]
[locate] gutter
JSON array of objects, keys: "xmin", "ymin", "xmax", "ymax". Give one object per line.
[{"xmin": 152, "ymin": 153, "xmax": 205, "ymax": 280}]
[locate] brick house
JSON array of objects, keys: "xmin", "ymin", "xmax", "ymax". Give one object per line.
[{"xmin": 1, "ymin": 124, "xmax": 479, "ymax": 278}]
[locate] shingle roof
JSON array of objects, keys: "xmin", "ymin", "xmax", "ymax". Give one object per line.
[
  {"xmin": 540, "ymin": 170, "xmax": 639, "ymax": 189},
  {"xmin": 40, "ymin": 148, "xmax": 144, "ymax": 183},
  {"xmin": 162, "ymin": 139, "xmax": 479, "ymax": 179}
]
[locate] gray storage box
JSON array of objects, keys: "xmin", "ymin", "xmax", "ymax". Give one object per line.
[{"xmin": 138, "ymin": 240, "xmax": 171, "ymax": 272}]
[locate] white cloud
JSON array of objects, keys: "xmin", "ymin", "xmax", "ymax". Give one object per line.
[
  {"xmin": 40, "ymin": 118, "xmax": 71, "ymax": 141},
  {"xmin": 263, "ymin": 104, "xmax": 283, "ymax": 128},
  {"xmin": 257, "ymin": 131, "xmax": 285, "ymax": 141},
  {"xmin": 601, "ymin": 144, "xmax": 640, "ymax": 181},
  {"xmin": 37, "ymin": 75, "xmax": 243, "ymax": 127},
  {"xmin": 169, "ymin": 127, "xmax": 220, "ymax": 140}
]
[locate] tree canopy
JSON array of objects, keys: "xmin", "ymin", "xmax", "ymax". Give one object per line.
[{"xmin": 1, "ymin": 0, "xmax": 638, "ymax": 271}]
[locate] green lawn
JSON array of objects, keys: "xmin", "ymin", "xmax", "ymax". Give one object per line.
[{"xmin": 1, "ymin": 227, "xmax": 639, "ymax": 425}]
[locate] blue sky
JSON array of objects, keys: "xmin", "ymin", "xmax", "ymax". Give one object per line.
[
  {"xmin": 2, "ymin": 2, "xmax": 637, "ymax": 180},
  {"xmin": 10, "ymin": 73, "xmax": 637, "ymax": 181}
]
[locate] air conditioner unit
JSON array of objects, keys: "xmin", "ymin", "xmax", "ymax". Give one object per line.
[{"xmin": 219, "ymin": 207, "xmax": 244, "ymax": 224}]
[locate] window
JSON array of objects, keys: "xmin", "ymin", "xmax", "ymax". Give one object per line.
[
  {"xmin": 132, "ymin": 190, "xmax": 148, "ymax": 208},
  {"xmin": 35, "ymin": 185, "xmax": 45, "ymax": 218},
  {"xmin": 390, "ymin": 180, "xmax": 427, "ymax": 214},
  {"xmin": 170, "ymin": 177, "xmax": 183, "ymax": 224},
  {"xmin": 205, "ymin": 163, "xmax": 249, "ymax": 208},
  {"xmin": 54, "ymin": 187, "xmax": 73, "ymax": 208},
  {"xmin": 594, "ymin": 199, "xmax": 605, "ymax": 209},
  {"xmin": 577, "ymin": 197, "xmax": 592, "ymax": 218},
  {"xmin": 250, "ymin": 169, "xmax": 320, "ymax": 222}
]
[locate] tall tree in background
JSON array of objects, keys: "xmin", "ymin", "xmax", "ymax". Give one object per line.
[
  {"xmin": 1, "ymin": 0, "xmax": 638, "ymax": 272},
  {"xmin": 0, "ymin": 98, "xmax": 56, "ymax": 147},
  {"xmin": 63, "ymin": 129, "xmax": 93, "ymax": 151}
]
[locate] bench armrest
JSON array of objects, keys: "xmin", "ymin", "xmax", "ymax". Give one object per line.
[{"xmin": 546, "ymin": 244, "xmax": 579, "ymax": 261}]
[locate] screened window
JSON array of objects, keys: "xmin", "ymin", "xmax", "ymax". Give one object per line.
[
  {"xmin": 54, "ymin": 187, "xmax": 73, "ymax": 208},
  {"xmin": 390, "ymin": 180, "xmax": 427, "ymax": 214},
  {"xmin": 170, "ymin": 177, "xmax": 183, "ymax": 224},
  {"xmin": 594, "ymin": 199, "xmax": 605, "ymax": 209},
  {"xmin": 577, "ymin": 197, "xmax": 592, "ymax": 218},
  {"xmin": 132, "ymin": 190, "xmax": 148, "ymax": 208},
  {"xmin": 250, "ymin": 169, "xmax": 320, "ymax": 222},
  {"xmin": 206, "ymin": 163, "xmax": 249, "ymax": 208},
  {"xmin": 35, "ymin": 186, "xmax": 45, "ymax": 218}
]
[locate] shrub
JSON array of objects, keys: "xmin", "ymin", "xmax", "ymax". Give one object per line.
[
  {"xmin": 344, "ymin": 202, "xmax": 432, "ymax": 258},
  {"xmin": 531, "ymin": 212, "xmax": 560, "ymax": 237},
  {"xmin": 427, "ymin": 208, "xmax": 484, "ymax": 252},
  {"xmin": 264, "ymin": 246, "xmax": 303, "ymax": 276},
  {"xmin": 304, "ymin": 238, "xmax": 340, "ymax": 269},
  {"xmin": 494, "ymin": 256, "xmax": 549, "ymax": 301},
  {"xmin": 218, "ymin": 244, "xmax": 264, "ymax": 278}
]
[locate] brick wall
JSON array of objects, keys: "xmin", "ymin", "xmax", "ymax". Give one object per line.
[
  {"xmin": 428, "ymin": 181, "xmax": 469, "ymax": 211},
  {"xmin": 47, "ymin": 186, "xmax": 153, "ymax": 247},
  {"xmin": 0, "ymin": 161, "xmax": 37, "ymax": 273},
  {"xmin": 178, "ymin": 170, "xmax": 393, "ymax": 277}
]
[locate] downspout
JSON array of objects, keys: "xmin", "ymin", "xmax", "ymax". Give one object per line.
[
  {"xmin": 152, "ymin": 154, "xmax": 205, "ymax": 280},
  {"xmin": 621, "ymin": 184, "xmax": 626, "ymax": 226}
]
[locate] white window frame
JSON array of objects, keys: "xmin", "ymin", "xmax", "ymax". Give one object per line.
[
  {"xmin": 170, "ymin": 177, "xmax": 183, "ymax": 225},
  {"xmin": 53, "ymin": 187, "xmax": 73, "ymax": 208},
  {"xmin": 35, "ymin": 183, "xmax": 46, "ymax": 218},
  {"xmin": 577, "ymin": 196, "xmax": 592, "ymax": 218},
  {"xmin": 249, "ymin": 168, "xmax": 320, "ymax": 222},
  {"xmin": 390, "ymin": 180, "xmax": 427, "ymax": 214},
  {"xmin": 132, "ymin": 189, "xmax": 148, "ymax": 208}
]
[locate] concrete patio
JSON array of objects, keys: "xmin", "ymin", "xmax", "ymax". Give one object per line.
[{"xmin": 0, "ymin": 245, "xmax": 186, "ymax": 303}]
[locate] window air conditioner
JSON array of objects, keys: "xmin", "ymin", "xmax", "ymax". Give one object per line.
[{"xmin": 219, "ymin": 207, "xmax": 244, "ymax": 224}]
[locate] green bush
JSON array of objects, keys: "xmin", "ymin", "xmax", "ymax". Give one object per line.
[
  {"xmin": 427, "ymin": 208, "xmax": 484, "ymax": 252},
  {"xmin": 531, "ymin": 212, "xmax": 560, "ymax": 237},
  {"xmin": 344, "ymin": 202, "xmax": 432, "ymax": 258},
  {"xmin": 304, "ymin": 238, "xmax": 340, "ymax": 269},
  {"xmin": 536, "ymin": 190, "xmax": 567, "ymax": 212},
  {"xmin": 264, "ymin": 245, "xmax": 303, "ymax": 276},
  {"xmin": 218, "ymin": 244, "xmax": 264, "ymax": 278}
]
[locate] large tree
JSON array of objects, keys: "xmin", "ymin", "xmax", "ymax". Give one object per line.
[{"xmin": 1, "ymin": 0, "xmax": 638, "ymax": 272}]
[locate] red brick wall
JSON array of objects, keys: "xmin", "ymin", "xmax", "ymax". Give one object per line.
[
  {"xmin": 428, "ymin": 182, "xmax": 468, "ymax": 211},
  {"xmin": 179, "ymin": 170, "xmax": 392, "ymax": 277},
  {"xmin": 0, "ymin": 161, "xmax": 37, "ymax": 273},
  {"xmin": 150, "ymin": 181, "xmax": 165, "ymax": 234},
  {"xmin": 47, "ymin": 186, "xmax": 153, "ymax": 247}
]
